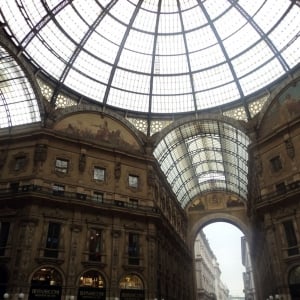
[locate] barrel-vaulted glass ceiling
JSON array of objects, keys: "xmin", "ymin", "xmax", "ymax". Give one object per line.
[
  {"xmin": 0, "ymin": 0, "xmax": 299, "ymax": 115},
  {"xmin": 154, "ymin": 120, "xmax": 250, "ymax": 208},
  {"xmin": 0, "ymin": 46, "xmax": 40, "ymax": 128}
]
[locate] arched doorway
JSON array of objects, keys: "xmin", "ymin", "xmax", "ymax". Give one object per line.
[
  {"xmin": 119, "ymin": 273, "xmax": 144, "ymax": 300},
  {"xmin": 29, "ymin": 267, "xmax": 62, "ymax": 300},
  {"xmin": 289, "ymin": 266, "xmax": 300, "ymax": 299},
  {"xmin": 78, "ymin": 270, "xmax": 106, "ymax": 300},
  {"xmin": 0, "ymin": 265, "xmax": 8, "ymax": 299}
]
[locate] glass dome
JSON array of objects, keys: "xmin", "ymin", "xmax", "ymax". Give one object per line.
[{"xmin": 1, "ymin": 0, "xmax": 299, "ymax": 116}]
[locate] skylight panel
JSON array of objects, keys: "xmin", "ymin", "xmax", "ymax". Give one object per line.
[
  {"xmin": 1, "ymin": 2, "xmax": 31, "ymax": 42},
  {"xmin": 72, "ymin": 1, "xmax": 102, "ymax": 26},
  {"xmin": 109, "ymin": 1, "xmax": 136, "ymax": 25},
  {"xmin": 223, "ymin": 23, "xmax": 261, "ymax": 58},
  {"xmin": 95, "ymin": 15, "xmax": 127, "ymax": 47},
  {"xmin": 64, "ymin": 69, "xmax": 105, "ymax": 101},
  {"xmin": 237, "ymin": 0, "xmax": 263, "ymax": 16},
  {"xmin": 107, "ymin": 88, "xmax": 149, "ymax": 112},
  {"xmin": 156, "ymin": 34, "xmax": 186, "ymax": 55},
  {"xmin": 124, "ymin": 29, "xmax": 154, "ymax": 55},
  {"xmin": 55, "ymin": 4, "xmax": 89, "ymax": 41},
  {"xmin": 118, "ymin": 49, "xmax": 152, "ymax": 73},
  {"xmin": 195, "ymin": 82, "xmax": 240, "ymax": 110},
  {"xmin": 153, "ymin": 74, "xmax": 192, "ymax": 94},
  {"xmin": 190, "ymin": 45, "xmax": 226, "ymax": 71},
  {"xmin": 22, "ymin": 1, "xmax": 46, "ymax": 25},
  {"xmin": 158, "ymin": 12, "xmax": 182, "ymax": 34},
  {"xmin": 186, "ymin": 26, "xmax": 218, "ymax": 52},
  {"xmin": 26, "ymin": 37, "xmax": 66, "ymax": 78},
  {"xmin": 152, "ymin": 94, "xmax": 195, "ymax": 113},
  {"xmin": 240, "ymin": 58, "xmax": 285, "ymax": 95},
  {"xmin": 133, "ymin": 3, "xmax": 157, "ymax": 32},
  {"xmin": 72, "ymin": 51, "xmax": 112, "ymax": 83},
  {"xmin": 203, "ymin": 0, "xmax": 231, "ymax": 20},
  {"xmin": 112, "ymin": 69, "xmax": 151, "ymax": 94},
  {"xmin": 160, "ymin": 0, "xmax": 180, "ymax": 13},
  {"xmin": 181, "ymin": 3, "xmax": 208, "ymax": 30},
  {"xmin": 281, "ymin": 44, "xmax": 300, "ymax": 69},
  {"xmin": 38, "ymin": 22, "xmax": 75, "ymax": 62},
  {"xmin": 84, "ymin": 32, "xmax": 120, "ymax": 63},
  {"xmin": 193, "ymin": 63, "xmax": 234, "ymax": 90},
  {"xmin": 232, "ymin": 41, "xmax": 275, "ymax": 78},
  {"xmin": 159, "ymin": 55, "xmax": 189, "ymax": 74},
  {"xmin": 214, "ymin": 6, "xmax": 246, "ymax": 40},
  {"xmin": 253, "ymin": 0, "xmax": 289, "ymax": 33}
]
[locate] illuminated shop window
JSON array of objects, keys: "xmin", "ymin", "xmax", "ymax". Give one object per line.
[
  {"xmin": 31, "ymin": 267, "xmax": 62, "ymax": 286},
  {"xmin": 79, "ymin": 270, "xmax": 105, "ymax": 288},
  {"xmin": 119, "ymin": 274, "xmax": 144, "ymax": 292}
]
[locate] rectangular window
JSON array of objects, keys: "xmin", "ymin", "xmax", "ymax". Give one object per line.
[
  {"xmin": 276, "ymin": 182, "xmax": 286, "ymax": 194},
  {"xmin": 44, "ymin": 222, "xmax": 61, "ymax": 258},
  {"xmin": 55, "ymin": 158, "xmax": 69, "ymax": 173},
  {"xmin": 94, "ymin": 167, "xmax": 105, "ymax": 181},
  {"xmin": 129, "ymin": 198, "xmax": 138, "ymax": 208},
  {"xmin": 10, "ymin": 182, "xmax": 20, "ymax": 192},
  {"xmin": 283, "ymin": 220, "xmax": 299, "ymax": 256},
  {"xmin": 129, "ymin": 175, "xmax": 139, "ymax": 188},
  {"xmin": 89, "ymin": 229, "xmax": 102, "ymax": 261},
  {"xmin": 15, "ymin": 156, "xmax": 26, "ymax": 171},
  {"xmin": 76, "ymin": 193, "xmax": 87, "ymax": 200},
  {"xmin": 52, "ymin": 184, "xmax": 65, "ymax": 196},
  {"xmin": 0, "ymin": 222, "xmax": 10, "ymax": 256},
  {"xmin": 93, "ymin": 192, "xmax": 104, "ymax": 203},
  {"xmin": 128, "ymin": 233, "xmax": 139, "ymax": 265},
  {"xmin": 270, "ymin": 156, "xmax": 282, "ymax": 172}
]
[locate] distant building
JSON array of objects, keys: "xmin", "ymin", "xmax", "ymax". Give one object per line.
[
  {"xmin": 194, "ymin": 231, "xmax": 230, "ymax": 300},
  {"xmin": 241, "ymin": 236, "xmax": 256, "ymax": 300}
]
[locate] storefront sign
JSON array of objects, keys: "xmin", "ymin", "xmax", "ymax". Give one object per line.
[
  {"xmin": 77, "ymin": 287, "xmax": 106, "ymax": 300},
  {"xmin": 120, "ymin": 289, "xmax": 145, "ymax": 300},
  {"xmin": 29, "ymin": 286, "xmax": 61, "ymax": 300}
]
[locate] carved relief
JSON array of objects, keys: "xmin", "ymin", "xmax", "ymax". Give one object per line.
[
  {"xmin": 254, "ymin": 154, "xmax": 263, "ymax": 176},
  {"xmin": 0, "ymin": 149, "xmax": 8, "ymax": 169},
  {"xmin": 285, "ymin": 138, "xmax": 295, "ymax": 159},
  {"xmin": 34, "ymin": 144, "xmax": 48, "ymax": 163},
  {"xmin": 114, "ymin": 162, "xmax": 121, "ymax": 180},
  {"xmin": 79, "ymin": 153, "xmax": 86, "ymax": 172}
]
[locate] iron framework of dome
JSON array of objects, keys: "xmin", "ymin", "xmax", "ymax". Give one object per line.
[{"xmin": 1, "ymin": 0, "xmax": 299, "ymax": 121}]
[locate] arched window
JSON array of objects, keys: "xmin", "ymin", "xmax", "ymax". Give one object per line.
[
  {"xmin": 119, "ymin": 274, "xmax": 144, "ymax": 300},
  {"xmin": 289, "ymin": 266, "xmax": 300, "ymax": 299},
  {"xmin": 29, "ymin": 267, "xmax": 62, "ymax": 300},
  {"xmin": 78, "ymin": 270, "xmax": 106, "ymax": 300}
]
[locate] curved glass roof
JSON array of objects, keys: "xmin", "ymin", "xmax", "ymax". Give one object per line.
[
  {"xmin": 0, "ymin": 0, "xmax": 299, "ymax": 115},
  {"xmin": 154, "ymin": 119, "xmax": 250, "ymax": 208},
  {"xmin": 0, "ymin": 46, "xmax": 40, "ymax": 128}
]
